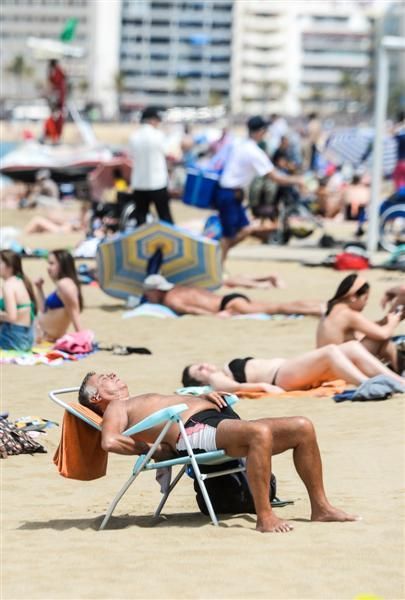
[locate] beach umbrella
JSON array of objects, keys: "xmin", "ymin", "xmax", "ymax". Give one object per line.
[
  {"xmin": 88, "ymin": 157, "xmax": 132, "ymax": 201},
  {"xmin": 323, "ymin": 128, "xmax": 371, "ymax": 166},
  {"xmin": 323, "ymin": 128, "xmax": 397, "ymax": 175},
  {"xmin": 96, "ymin": 221, "xmax": 222, "ymax": 299}
]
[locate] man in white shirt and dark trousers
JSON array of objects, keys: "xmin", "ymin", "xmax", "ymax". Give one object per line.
[
  {"xmin": 129, "ymin": 107, "xmax": 174, "ymax": 226},
  {"xmin": 217, "ymin": 116, "xmax": 304, "ymax": 261}
]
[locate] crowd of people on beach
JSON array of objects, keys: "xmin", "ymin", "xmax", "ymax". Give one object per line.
[{"xmin": 1, "ymin": 104, "xmax": 404, "ymax": 533}]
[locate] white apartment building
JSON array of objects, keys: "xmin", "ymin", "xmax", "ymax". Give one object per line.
[
  {"xmin": 231, "ymin": 0, "xmax": 375, "ymax": 116},
  {"xmin": 119, "ymin": 0, "xmax": 233, "ymax": 110},
  {"xmin": 0, "ymin": 0, "xmax": 120, "ymax": 118}
]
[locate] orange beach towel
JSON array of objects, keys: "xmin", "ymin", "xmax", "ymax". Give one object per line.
[
  {"xmin": 236, "ymin": 380, "xmax": 348, "ymax": 400},
  {"xmin": 53, "ymin": 403, "xmax": 108, "ymax": 480}
]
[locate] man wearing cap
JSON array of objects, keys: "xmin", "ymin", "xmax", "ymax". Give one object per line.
[
  {"xmin": 217, "ymin": 115, "xmax": 305, "ymax": 261},
  {"xmin": 142, "ymin": 274, "xmax": 323, "ymax": 317},
  {"xmin": 129, "ymin": 106, "xmax": 174, "ymax": 226}
]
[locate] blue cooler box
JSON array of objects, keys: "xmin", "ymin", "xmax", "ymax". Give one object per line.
[{"xmin": 183, "ymin": 167, "xmax": 220, "ymax": 209}]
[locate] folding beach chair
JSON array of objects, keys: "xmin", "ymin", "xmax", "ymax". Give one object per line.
[{"xmin": 49, "ymin": 387, "xmax": 248, "ymax": 530}]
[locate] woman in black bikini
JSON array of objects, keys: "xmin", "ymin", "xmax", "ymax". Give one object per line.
[{"xmin": 182, "ymin": 341, "xmax": 404, "ymax": 393}]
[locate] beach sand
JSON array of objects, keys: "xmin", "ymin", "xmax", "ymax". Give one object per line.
[{"xmin": 2, "ymin": 201, "xmax": 404, "ymax": 600}]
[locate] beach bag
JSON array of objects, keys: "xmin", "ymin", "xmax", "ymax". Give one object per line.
[
  {"xmin": 0, "ymin": 417, "xmax": 47, "ymax": 458},
  {"xmin": 183, "ymin": 167, "xmax": 221, "ymax": 209},
  {"xmin": 334, "ymin": 252, "xmax": 369, "ymax": 271},
  {"xmin": 193, "ymin": 461, "xmax": 277, "ymax": 515}
]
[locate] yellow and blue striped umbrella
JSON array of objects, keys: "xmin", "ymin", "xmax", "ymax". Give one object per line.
[{"xmin": 97, "ymin": 221, "xmax": 222, "ymax": 299}]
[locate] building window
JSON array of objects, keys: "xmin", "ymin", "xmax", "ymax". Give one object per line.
[
  {"xmin": 151, "ymin": 2, "xmax": 173, "ymax": 8},
  {"xmin": 151, "ymin": 53, "xmax": 168, "ymax": 60},
  {"xmin": 123, "ymin": 19, "xmax": 143, "ymax": 25},
  {"xmin": 179, "ymin": 21, "xmax": 203, "ymax": 28},
  {"xmin": 213, "ymin": 3, "xmax": 232, "ymax": 11}
]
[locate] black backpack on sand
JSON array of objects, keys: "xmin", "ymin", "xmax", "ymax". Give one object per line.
[{"xmin": 193, "ymin": 460, "xmax": 278, "ymax": 516}]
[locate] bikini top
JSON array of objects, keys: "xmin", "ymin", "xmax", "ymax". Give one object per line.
[
  {"xmin": 227, "ymin": 357, "xmax": 253, "ymax": 383},
  {"xmin": 44, "ymin": 290, "xmax": 65, "ymax": 311},
  {"xmin": 0, "ymin": 297, "xmax": 35, "ymax": 322}
]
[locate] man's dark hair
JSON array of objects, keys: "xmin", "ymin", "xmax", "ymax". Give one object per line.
[
  {"xmin": 78, "ymin": 371, "xmax": 100, "ymax": 413},
  {"xmin": 181, "ymin": 366, "xmax": 201, "ymax": 387},
  {"xmin": 141, "ymin": 106, "xmax": 162, "ymax": 122}
]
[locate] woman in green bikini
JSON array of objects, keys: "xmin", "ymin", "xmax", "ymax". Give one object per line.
[{"xmin": 0, "ymin": 250, "xmax": 37, "ymax": 351}]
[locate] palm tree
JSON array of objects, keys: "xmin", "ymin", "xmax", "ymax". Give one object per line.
[
  {"xmin": 6, "ymin": 54, "xmax": 34, "ymax": 97},
  {"xmin": 340, "ymin": 71, "xmax": 367, "ymax": 112},
  {"xmin": 114, "ymin": 71, "xmax": 126, "ymax": 116}
]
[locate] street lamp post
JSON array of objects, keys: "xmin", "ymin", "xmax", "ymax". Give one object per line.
[{"xmin": 368, "ymin": 34, "xmax": 405, "ymax": 254}]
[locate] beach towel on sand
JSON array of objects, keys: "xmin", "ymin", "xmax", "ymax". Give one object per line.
[
  {"xmin": 123, "ymin": 303, "xmax": 304, "ymax": 320},
  {"xmin": 53, "ymin": 404, "xmax": 107, "ymax": 480},
  {"xmin": 176, "ymin": 380, "xmax": 348, "ymax": 399}
]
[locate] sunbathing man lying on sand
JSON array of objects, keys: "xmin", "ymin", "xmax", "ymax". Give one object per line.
[
  {"xmin": 79, "ymin": 371, "xmax": 358, "ymax": 533},
  {"xmin": 142, "ymin": 274, "xmax": 322, "ymax": 317}
]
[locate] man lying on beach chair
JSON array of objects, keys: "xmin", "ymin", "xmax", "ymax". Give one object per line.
[
  {"xmin": 142, "ymin": 274, "xmax": 323, "ymax": 317},
  {"xmin": 78, "ymin": 371, "xmax": 358, "ymax": 533}
]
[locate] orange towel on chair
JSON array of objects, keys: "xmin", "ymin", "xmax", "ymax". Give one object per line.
[
  {"xmin": 236, "ymin": 380, "xmax": 348, "ymax": 399},
  {"xmin": 53, "ymin": 403, "xmax": 108, "ymax": 480}
]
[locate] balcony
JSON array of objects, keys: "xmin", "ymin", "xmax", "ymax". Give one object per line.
[{"xmin": 302, "ymin": 53, "xmax": 370, "ymax": 69}]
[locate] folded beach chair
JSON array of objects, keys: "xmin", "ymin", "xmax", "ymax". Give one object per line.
[{"xmin": 49, "ymin": 387, "xmax": 248, "ymax": 530}]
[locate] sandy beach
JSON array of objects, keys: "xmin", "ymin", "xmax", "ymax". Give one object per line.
[{"xmin": 2, "ymin": 200, "xmax": 404, "ymax": 600}]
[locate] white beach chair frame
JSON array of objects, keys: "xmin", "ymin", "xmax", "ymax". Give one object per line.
[{"xmin": 49, "ymin": 387, "xmax": 246, "ymax": 531}]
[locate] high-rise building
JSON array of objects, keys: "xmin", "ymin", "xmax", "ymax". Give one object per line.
[
  {"xmin": 231, "ymin": 0, "xmax": 375, "ymax": 117},
  {"xmin": 384, "ymin": 0, "xmax": 405, "ymax": 114},
  {"xmin": 119, "ymin": 0, "xmax": 233, "ymax": 111},
  {"xmin": 0, "ymin": 0, "xmax": 120, "ymax": 118}
]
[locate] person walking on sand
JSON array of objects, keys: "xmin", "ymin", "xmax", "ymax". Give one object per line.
[
  {"xmin": 78, "ymin": 371, "xmax": 359, "ymax": 533},
  {"xmin": 129, "ymin": 106, "xmax": 174, "ymax": 226},
  {"xmin": 142, "ymin": 274, "xmax": 323, "ymax": 317},
  {"xmin": 215, "ymin": 115, "xmax": 307, "ymax": 262}
]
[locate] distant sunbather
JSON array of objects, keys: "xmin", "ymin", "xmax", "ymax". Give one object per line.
[
  {"xmin": 181, "ymin": 341, "xmax": 404, "ymax": 393},
  {"xmin": 143, "ymin": 274, "xmax": 322, "ymax": 317},
  {"xmin": 317, "ymin": 274, "xmax": 403, "ymax": 372},
  {"xmin": 223, "ymin": 273, "xmax": 286, "ymax": 290},
  {"xmin": 24, "ymin": 213, "xmax": 82, "ymax": 234},
  {"xmin": 78, "ymin": 371, "xmax": 358, "ymax": 533}
]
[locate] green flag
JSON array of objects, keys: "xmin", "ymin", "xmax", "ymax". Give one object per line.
[{"xmin": 59, "ymin": 18, "xmax": 78, "ymax": 42}]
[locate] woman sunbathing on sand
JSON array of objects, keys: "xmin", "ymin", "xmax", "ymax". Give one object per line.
[
  {"xmin": 316, "ymin": 274, "xmax": 403, "ymax": 372},
  {"xmin": 181, "ymin": 341, "xmax": 404, "ymax": 393},
  {"xmin": 34, "ymin": 249, "xmax": 83, "ymax": 342}
]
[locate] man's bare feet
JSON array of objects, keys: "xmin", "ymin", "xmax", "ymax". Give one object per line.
[
  {"xmin": 256, "ymin": 513, "xmax": 294, "ymax": 533},
  {"xmin": 311, "ymin": 505, "xmax": 360, "ymax": 522}
]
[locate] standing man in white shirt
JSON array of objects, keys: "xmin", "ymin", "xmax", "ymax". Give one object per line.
[
  {"xmin": 129, "ymin": 106, "xmax": 174, "ymax": 226},
  {"xmin": 217, "ymin": 116, "xmax": 304, "ymax": 261}
]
